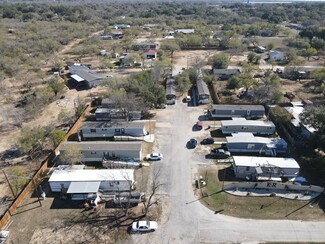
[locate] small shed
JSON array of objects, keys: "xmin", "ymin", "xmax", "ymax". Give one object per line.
[
  {"xmin": 142, "ymin": 50, "xmax": 157, "ymax": 59},
  {"xmin": 221, "ymin": 118, "xmax": 275, "ymax": 135},
  {"xmin": 209, "ymin": 104, "xmax": 265, "ymax": 119},
  {"xmin": 232, "ymin": 156, "xmax": 300, "ymax": 180},
  {"xmin": 226, "ymin": 133, "xmax": 288, "ymax": 156},
  {"xmin": 59, "ymin": 141, "xmax": 142, "ymax": 162}
]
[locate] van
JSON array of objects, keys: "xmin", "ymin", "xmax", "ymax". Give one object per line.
[{"xmin": 186, "ymin": 96, "xmax": 191, "ymax": 102}]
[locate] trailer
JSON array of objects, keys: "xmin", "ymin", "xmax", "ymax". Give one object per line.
[
  {"xmin": 221, "ymin": 118, "xmax": 275, "ymax": 135},
  {"xmin": 209, "ymin": 104, "xmax": 265, "ymax": 119},
  {"xmin": 166, "ymin": 77, "xmax": 176, "ymax": 105}
]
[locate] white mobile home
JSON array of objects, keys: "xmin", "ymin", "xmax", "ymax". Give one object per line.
[
  {"xmin": 60, "ymin": 141, "xmax": 142, "ymax": 162},
  {"xmin": 226, "ymin": 133, "xmax": 287, "ymax": 156},
  {"xmin": 49, "ymin": 166, "xmax": 134, "ymax": 197},
  {"xmin": 221, "ymin": 118, "xmax": 275, "ymax": 135},
  {"xmin": 232, "ymin": 156, "xmax": 300, "ymax": 181},
  {"xmin": 209, "ymin": 104, "xmax": 265, "ymax": 119},
  {"xmin": 79, "ymin": 121, "xmax": 147, "ymax": 140}
]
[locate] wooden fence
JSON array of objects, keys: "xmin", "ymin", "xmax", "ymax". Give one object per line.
[{"xmin": 0, "ymin": 104, "xmax": 92, "ymax": 229}]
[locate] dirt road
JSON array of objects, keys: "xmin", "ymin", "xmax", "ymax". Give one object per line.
[{"xmin": 132, "ymin": 98, "xmax": 325, "ymax": 243}]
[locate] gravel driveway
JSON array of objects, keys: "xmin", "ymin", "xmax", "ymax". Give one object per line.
[{"xmin": 132, "ymin": 99, "xmax": 325, "ymax": 244}]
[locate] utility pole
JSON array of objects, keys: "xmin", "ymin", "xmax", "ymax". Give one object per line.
[{"xmin": 3, "ymin": 170, "xmax": 15, "ymax": 198}]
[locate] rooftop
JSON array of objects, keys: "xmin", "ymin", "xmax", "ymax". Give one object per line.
[
  {"xmin": 81, "ymin": 121, "xmax": 145, "ymax": 129},
  {"xmin": 233, "ymin": 156, "xmax": 300, "ymax": 169},
  {"xmin": 221, "ymin": 118, "xmax": 275, "ymax": 127},
  {"xmin": 226, "ymin": 133, "xmax": 286, "ymax": 146},
  {"xmin": 211, "ymin": 104, "xmax": 265, "ymax": 111},
  {"xmin": 60, "ymin": 141, "xmax": 142, "ymax": 151}
]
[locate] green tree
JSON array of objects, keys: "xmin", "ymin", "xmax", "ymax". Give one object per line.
[
  {"xmin": 174, "ymin": 70, "xmax": 192, "ymax": 94},
  {"xmin": 48, "ymin": 77, "xmax": 65, "ymax": 96},
  {"xmin": 160, "ymin": 41, "xmax": 181, "ymax": 62},
  {"xmin": 17, "ymin": 127, "xmax": 47, "ymax": 159},
  {"xmin": 208, "ymin": 53, "xmax": 229, "ymax": 69},
  {"xmin": 270, "ymin": 105, "xmax": 292, "ymax": 125},
  {"xmin": 7, "ymin": 166, "xmax": 29, "ymax": 196},
  {"xmin": 300, "ymin": 47, "xmax": 317, "ymax": 60},
  {"xmin": 49, "ymin": 130, "xmax": 66, "ymax": 148}
]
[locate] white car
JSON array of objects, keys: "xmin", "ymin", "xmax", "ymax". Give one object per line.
[
  {"xmin": 131, "ymin": 220, "xmax": 158, "ymax": 233},
  {"xmin": 145, "ymin": 153, "xmax": 163, "ymax": 161},
  {"xmin": 186, "ymin": 95, "xmax": 191, "ymax": 102}
]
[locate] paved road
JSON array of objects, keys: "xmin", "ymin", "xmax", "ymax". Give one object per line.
[{"xmin": 133, "ymin": 99, "xmax": 325, "ymax": 244}]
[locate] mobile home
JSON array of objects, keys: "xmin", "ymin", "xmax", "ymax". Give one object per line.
[
  {"xmin": 166, "ymin": 77, "xmax": 176, "ymax": 105},
  {"xmin": 226, "ymin": 133, "xmax": 287, "ymax": 156},
  {"xmin": 60, "ymin": 141, "xmax": 142, "ymax": 162},
  {"xmin": 232, "ymin": 156, "xmax": 300, "ymax": 181},
  {"xmin": 49, "ymin": 166, "xmax": 134, "ymax": 196},
  {"xmin": 221, "ymin": 118, "xmax": 275, "ymax": 135},
  {"xmin": 79, "ymin": 121, "xmax": 147, "ymax": 140},
  {"xmin": 209, "ymin": 104, "xmax": 265, "ymax": 119},
  {"xmin": 196, "ymin": 70, "xmax": 210, "ymax": 104}
]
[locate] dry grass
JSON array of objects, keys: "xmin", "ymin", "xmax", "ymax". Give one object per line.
[{"xmin": 197, "ymin": 165, "xmax": 325, "ymax": 220}]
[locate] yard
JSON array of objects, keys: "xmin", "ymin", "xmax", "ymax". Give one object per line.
[{"xmin": 197, "ymin": 164, "xmax": 325, "ymax": 220}]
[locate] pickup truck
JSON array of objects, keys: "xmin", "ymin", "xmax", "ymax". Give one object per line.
[{"xmin": 208, "ymin": 149, "xmax": 231, "ymax": 159}]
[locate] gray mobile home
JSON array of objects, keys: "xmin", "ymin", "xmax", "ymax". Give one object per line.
[
  {"xmin": 196, "ymin": 70, "xmax": 210, "ymax": 104},
  {"xmin": 60, "ymin": 141, "xmax": 142, "ymax": 162},
  {"xmin": 209, "ymin": 104, "xmax": 265, "ymax": 119},
  {"xmin": 226, "ymin": 133, "xmax": 287, "ymax": 156},
  {"xmin": 221, "ymin": 118, "xmax": 275, "ymax": 135},
  {"xmin": 95, "ymin": 108, "xmax": 128, "ymax": 121},
  {"xmin": 166, "ymin": 77, "xmax": 176, "ymax": 105},
  {"xmin": 232, "ymin": 156, "xmax": 300, "ymax": 180},
  {"xmin": 79, "ymin": 121, "xmax": 147, "ymax": 140},
  {"xmin": 49, "ymin": 166, "xmax": 134, "ymax": 195}
]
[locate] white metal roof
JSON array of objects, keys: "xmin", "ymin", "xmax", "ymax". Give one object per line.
[
  {"xmin": 285, "ymin": 106, "xmax": 316, "ymax": 133},
  {"xmin": 221, "ymin": 118, "xmax": 275, "ymax": 127},
  {"xmin": 49, "ymin": 168, "xmax": 134, "ymax": 182},
  {"xmin": 226, "ymin": 133, "xmax": 274, "ymax": 144},
  {"xmin": 233, "ymin": 156, "xmax": 300, "ymax": 169},
  {"xmin": 60, "ymin": 141, "xmax": 142, "ymax": 151},
  {"xmin": 71, "ymin": 74, "xmax": 84, "ymax": 82},
  {"xmin": 67, "ymin": 181, "xmax": 101, "ymax": 193}
]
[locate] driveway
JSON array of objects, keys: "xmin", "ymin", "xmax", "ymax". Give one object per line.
[{"xmin": 132, "ymin": 99, "xmax": 325, "ymax": 244}]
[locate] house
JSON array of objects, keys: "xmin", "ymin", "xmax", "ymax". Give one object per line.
[
  {"xmin": 213, "ymin": 69, "xmax": 240, "ymax": 80},
  {"xmin": 166, "ymin": 76, "xmax": 176, "ymax": 105},
  {"xmin": 196, "ymin": 70, "xmax": 210, "ymax": 104},
  {"xmin": 226, "ymin": 133, "xmax": 288, "ymax": 156},
  {"xmin": 69, "ymin": 65, "xmax": 112, "ymax": 88},
  {"xmin": 60, "ymin": 141, "xmax": 142, "ymax": 162},
  {"xmin": 209, "ymin": 104, "xmax": 265, "ymax": 119},
  {"xmin": 269, "ymin": 50, "xmax": 284, "ymax": 61},
  {"xmin": 79, "ymin": 121, "xmax": 147, "ymax": 140},
  {"xmin": 49, "ymin": 165, "xmax": 134, "ymax": 198},
  {"xmin": 284, "ymin": 101, "xmax": 316, "ymax": 139},
  {"xmin": 142, "ymin": 50, "xmax": 157, "ymax": 59},
  {"xmin": 221, "ymin": 118, "xmax": 276, "ymax": 135},
  {"xmin": 134, "ymin": 43, "xmax": 158, "ymax": 51},
  {"xmin": 175, "ymin": 29, "xmax": 195, "ymax": 34},
  {"xmin": 232, "ymin": 156, "xmax": 300, "ymax": 181}
]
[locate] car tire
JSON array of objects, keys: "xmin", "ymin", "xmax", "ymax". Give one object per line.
[{"xmin": 150, "ymin": 229, "xmax": 155, "ymax": 232}]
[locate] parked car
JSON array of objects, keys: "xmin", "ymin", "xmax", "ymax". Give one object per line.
[
  {"xmin": 145, "ymin": 153, "xmax": 163, "ymax": 161},
  {"xmin": 188, "ymin": 138, "xmax": 197, "ymax": 149},
  {"xmin": 201, "ymin": 138, "xmax": 214, "ymax": 145},
  {"xmin": 196, "ymin": 121, "xmax": 203, "ymax": 130},
  {"xmin": 209, "ymin": 148, "xmax": 231, "ymax": 159},
  {"xmin": 130, "ymin": 220, "xmax": 158, "ymax": 233}
]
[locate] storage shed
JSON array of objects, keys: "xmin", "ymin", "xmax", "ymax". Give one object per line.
[
  {"xmin": 209, "ymin": 104, "xmax": 265, "ymax": 119},
  {"xmin": 79, "ymin": 121, "xmax": 147, "ymax": 140},
  {"xmin": 226, "ymin": 133, "xmax": 287, "ymax": 156},
  {"xmin": 60, "ymin": 141, "xmax": 142, "ymax": 162},
  {"xmin": 232, "ymin": 156, "xmax": 300, "ymax": 181},
  {"xmin": 49, "ymin": 166, "xmax": 134, "ymax": 196},
  {"xmin": 221, "ymin": 118, "xmax": 275, "ymax": 135}
]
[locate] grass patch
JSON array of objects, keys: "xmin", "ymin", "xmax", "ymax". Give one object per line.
[{"xmin": 198, "ymin": 165, "xmax": 325, "ymax": 220}]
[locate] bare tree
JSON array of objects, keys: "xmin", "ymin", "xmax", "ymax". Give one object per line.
[{"xmin": 143, "ymin": 168, "xmax": 163, "ymax": 216}]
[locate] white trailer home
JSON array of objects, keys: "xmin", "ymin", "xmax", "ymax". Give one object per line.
[
  {"xmin": 226, "ymin": 133, "xmax": 287, "ymax": 156},
  {"xmin": 49, "ymin": 166, "xmax": 134, "ymax": 199},
  {"xmin": 232, "ymin": 156, "xmax": 300, "ymax": 181},
  {"xmin": 79, "ymin": 121, "xmax": 147, "ymax": 140},
  {"xmin": 209, "ymin": 104, "xmax": 265, "ymax": 119},
  {"xmin": 60, "ymin": 141, "xmax": 142, "ymax": 162},
  {"xmin": 221, "ymin": 118, "xmax": 276, "ymax": 135}
]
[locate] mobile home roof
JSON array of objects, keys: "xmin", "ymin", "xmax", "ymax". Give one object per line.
[
  {"xmin": 60, "ymin": 141, "xmax": 142, "ymax": 151},
  {"xmin": 49, "ymin": 168, "xmax": 134, "ymax": 182},
  {"xmin": 81, "ymin": 121, "xmax": 144, "ymax": 129},
  {"xmin": 221, "ymin": 118, "xmax": 275, "ymax": 127},
  {"xmin": 211, "ymin": 104, "xmax": 265, "ymax": 111},
  {"xmin": 233, "ymin": 156, "xmax": 300, "ymax": 169},
  {"xmin": 226, "ymin": 133, "xmax": 285, "ymax": 145}
]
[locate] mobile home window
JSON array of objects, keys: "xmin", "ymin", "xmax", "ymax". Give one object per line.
[
  {"xmin": 90, "ymin": 129, "xmax": 96, "ymax": 133},
  {"xmin": 247, "ymin": 144, "xmax": 255, "ymax": 149}
]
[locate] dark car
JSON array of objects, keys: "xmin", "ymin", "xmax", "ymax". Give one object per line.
[
  {"xmin": 196, "ymin": 121, "xmax": 203, "ymax": 130},
  {"xmin": 201, "ymin": 138, "xmax": 214, "ymax": 145},
  {"xmin": 188, "ymin": 138, "xmax": 197, "ymax": 149},
  {"xmin": 209, "ymin": 148, "xmax": 231, "ymax": 159}
]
